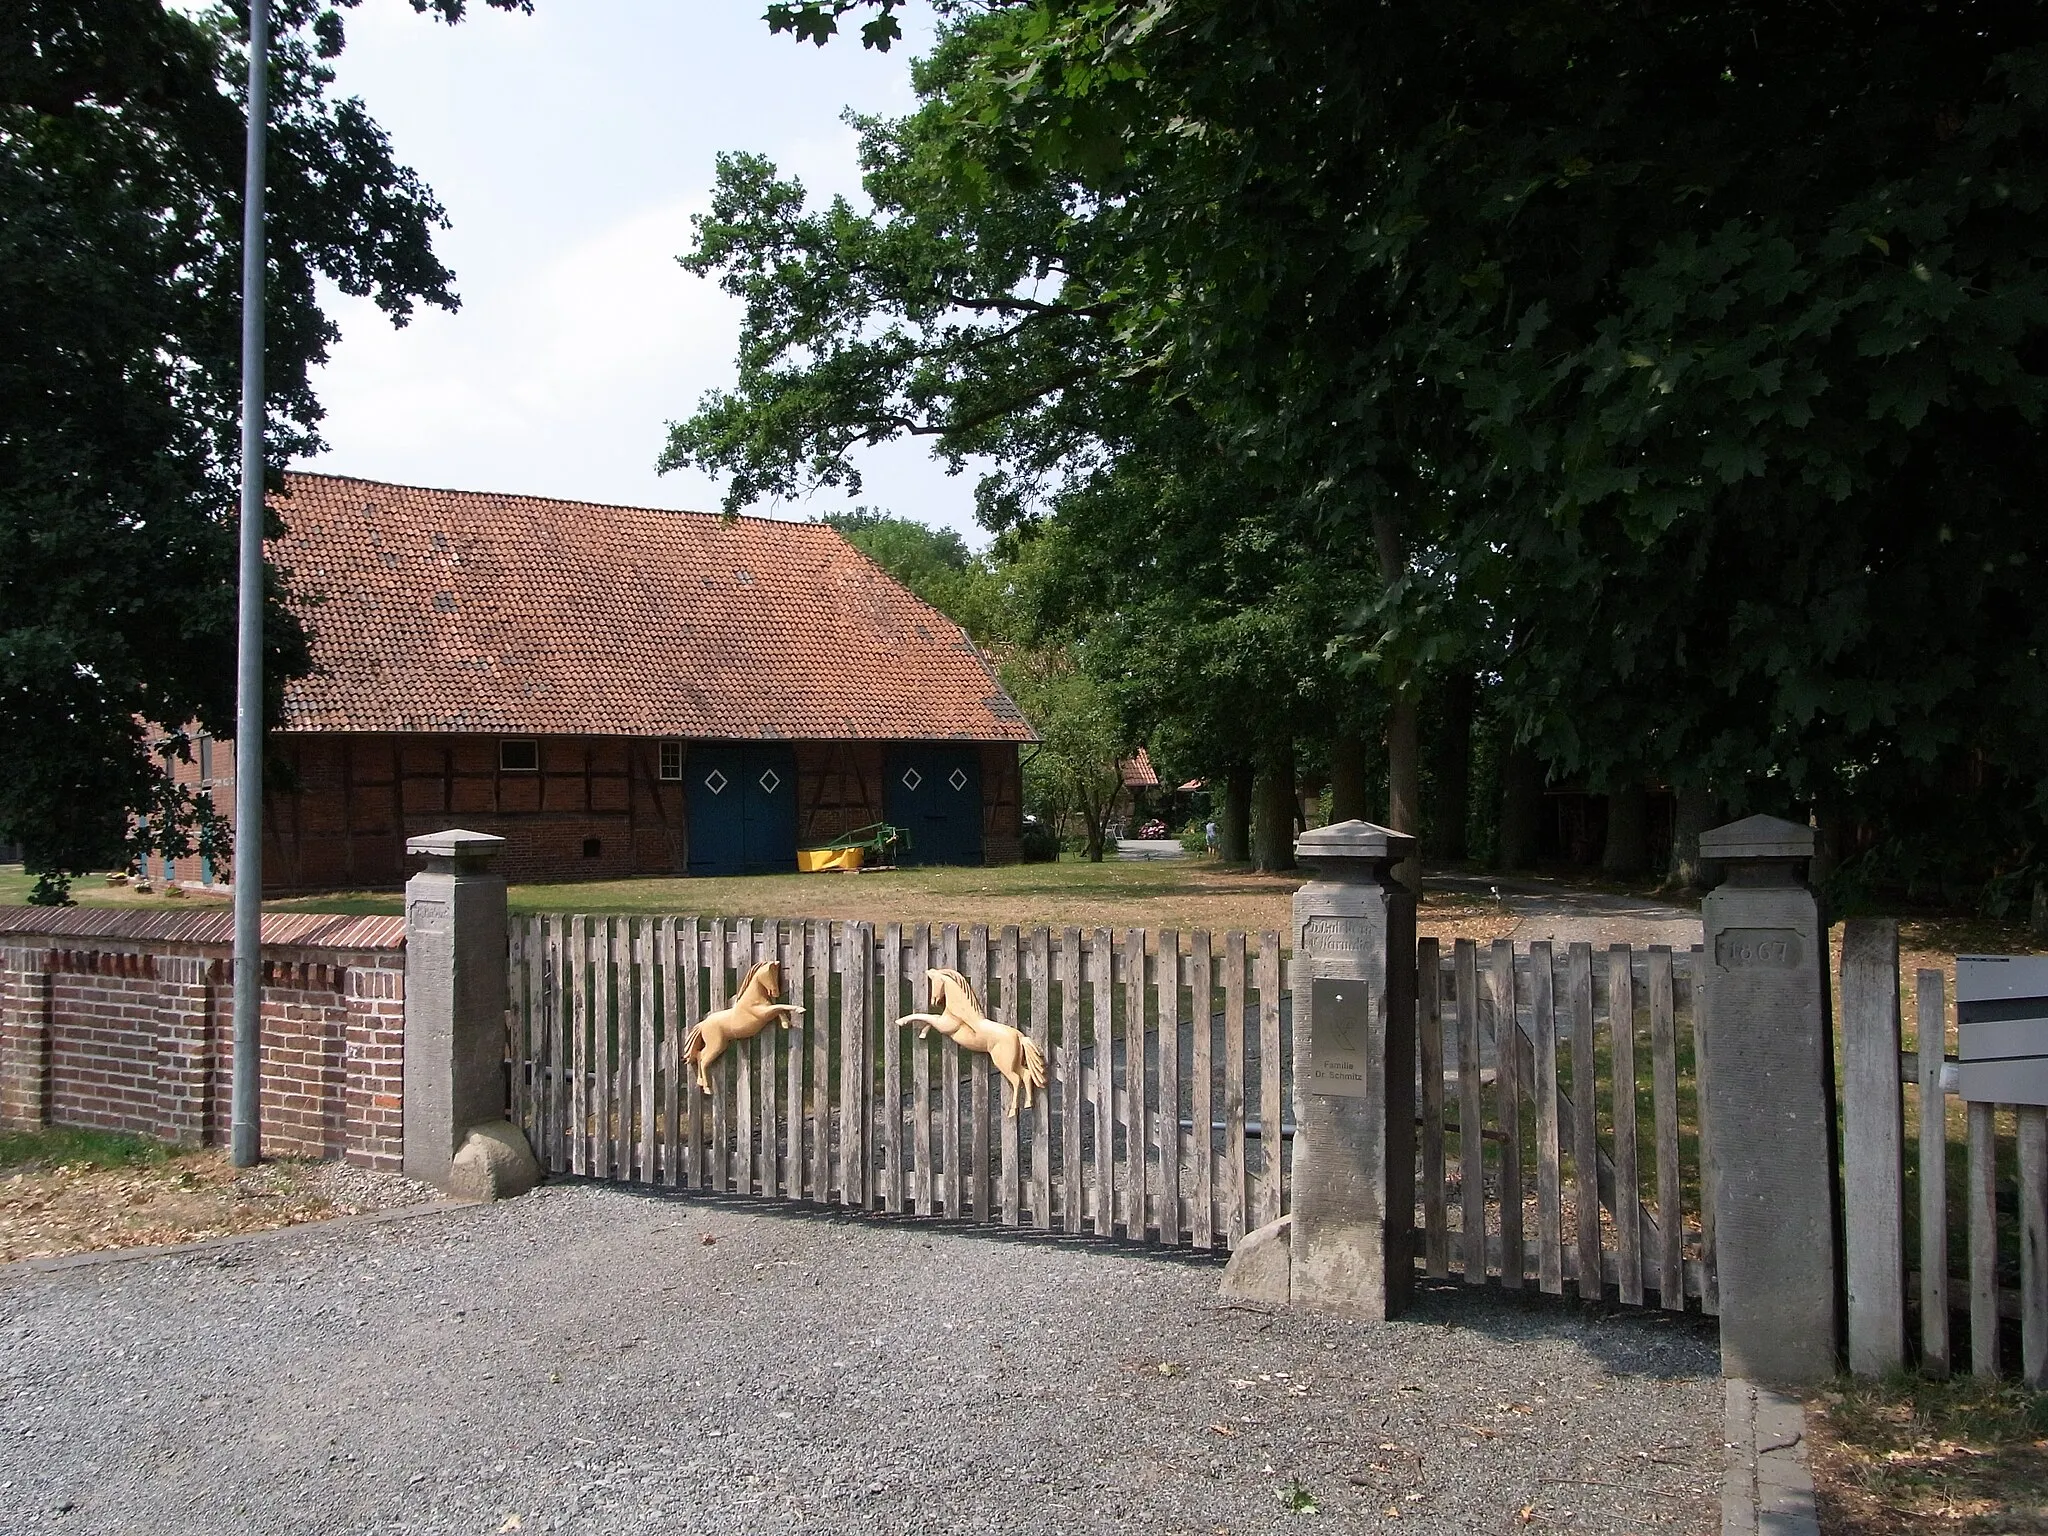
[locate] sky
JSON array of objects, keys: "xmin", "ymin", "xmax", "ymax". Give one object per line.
[{"xmin": 303, "ymin": 0, "xmax": 983, "ymax": 539}]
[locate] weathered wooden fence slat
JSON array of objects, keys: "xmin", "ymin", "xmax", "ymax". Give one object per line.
[
  {"xmin": 1456, "ymin": 939, "xmax": 1486, "ymax": 1287},
  {"xmin": 1842, "ymin": 919, "xmax": 1906, "ymax": 1376},
  {"xmin": 1971, "ymin": 1102, "xmax": 2000, "ymax": 1378},
  {"xmin": 880, "ymin": 921, "xmax": 903, "ymax": 1212},
  {"xmin": 1025, "ymin": 927, "xmax": 1052, "ymax": 1226},
  {"xmin": 1060, "ymin": 926, "xmax": 1084, "ymax": 1235},
  {"xmin": 1649, "ymin": 946, "xmax": 1682, "ymax": 1309},
  {"xmin": 1418, "ymin": 938, "xmax": 1448, "ymax": 1278},
  {"xmin": 708, "ymin": 917, "xmax": 730, "ymax": 1194},
  {"xmin": 1532, "ymin": 942, "xmax": 1563, "ymax": 1295},
  {"xmin": 1609, "ymin": 945, "xmax": 1642, "ymax": 1308},
  {"xmin": 1917, "ymin": 968, "xmax": 1949, "ymax": 1377},
  {"xmin": 1222, "ymin": 929, "xmax": 1248, "ymax": 1248},
  {"xmin": 912, "ymin": 924, "xmax": 934, "ymax": 1217},
  {"xmin": 1189, "ymin": 931, "xmax": 1214, "ymax": 1250},
  {"xmin": 996, "ymin": 926, "xmax": 1021, "ymax": 1225},
  {"xmin": 1491, "ymin": 939, "xmax": 1523, "ymax": 1291},
  {"xmin": 1155, "ymin": 929, "xmax": 1181, "ymax": 1248}
]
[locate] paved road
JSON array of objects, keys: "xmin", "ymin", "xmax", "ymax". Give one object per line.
[{"xmin": 0, "ymin": 1184, "xmax": 1721, "ymax": 1534}]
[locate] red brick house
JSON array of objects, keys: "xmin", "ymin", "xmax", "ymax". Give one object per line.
[{"xmin": 161, "ymin": 474, "xmax": 1033, "ymax": 893}]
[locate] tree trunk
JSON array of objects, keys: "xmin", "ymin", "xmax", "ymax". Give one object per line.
[
  {"xmin": 2032, "ymin": 881, "xmax": 2048, "ymax": 938},
  {"xmin": 1601, "ymin": 783, "xmax": 1651, "ymax": 878},
  {"xmin": 1219, "ymin": 763, "xmax": 1253, "ymax": 863},
  {"xmin": 1498, "ymin": 746, "xmax": 1544, "ymax": 870},
  {"xmin": 1252, "ymin": 743, "xmax": 1297, "ymax": 873},
  {"xmin": 1329, "ymin": 731, "xmax": 1371, "ymax": 822},
  {"xmin": 1385, "ymin": 695, "xmax": 1421, "ymax": 889},
  {"xmin": 1082, "ymin": 805, "xmax": 1108, "ymax": 862},
  {"xmin": 1372, "ymin": 509, "xmax": 1423, "ymax": 892},
  {"xmin": 1667, "ymin": 785, "xmax": 1719, "ymax": 891},
  {"xmin": 1809, "ymin": 802, "xmax": 1845, "ymax": 890},
  {"xmin": 1426, "ymin": 671, "xmax": 1476, "ymax": 862}
]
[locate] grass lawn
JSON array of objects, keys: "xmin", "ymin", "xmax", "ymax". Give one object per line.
[
  {"xmin": 4, "ymin": 857, "xmax": 1521, "ymax": 938},
  {"xmin": 1809, "ymin": 1373, "xmax": 2048, "ymax": 1533}
]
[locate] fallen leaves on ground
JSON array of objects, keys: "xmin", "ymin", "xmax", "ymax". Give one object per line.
[{"xmin": 0, "ymin": 1150, "xmax": 352, "ymax": 1262}]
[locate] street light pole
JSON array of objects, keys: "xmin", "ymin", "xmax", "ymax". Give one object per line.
[{"xmin": 230, "ymin": 0, "xmax": 270, "ymax": 1169}]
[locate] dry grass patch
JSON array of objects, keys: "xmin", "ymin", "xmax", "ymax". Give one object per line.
[
  {"xmin": 0, "ymin": 1128, "xmax": 366, "ymax": 1263},
  {"xmin": 1810, "ymin": 1374, "xmax": 2048, "ymax": 1533}
]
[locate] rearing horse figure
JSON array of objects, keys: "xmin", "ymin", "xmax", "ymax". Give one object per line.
[
  {"xmin": 897, "ymin": 968, "xmax": 1047, "ymax": 1118},
  {"xmin": 682, "ymin": 959, "xmax": 803, "ymax": 1094}
]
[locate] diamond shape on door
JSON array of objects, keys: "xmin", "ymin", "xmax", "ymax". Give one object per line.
[
  {"xmin": 948, "ymin": 767, "xmax": 969, "ymax": 792},
  {"xmin": 901, "ymin": 768, "xmax": 922, "ymax": 790},
  {"xmin": 704, "ymin": 769, "xmax": 729, "ymax": 795},
  {"xmin": 758, "ymin": 768, "xmax": 781, "ymax": 795}
]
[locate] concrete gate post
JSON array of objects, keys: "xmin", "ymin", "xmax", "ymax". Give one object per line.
[
  {"xmin": 1287, "ymin": 819, "xmax": 1419, "ymax": 1320},
  {"xmin": 403, "ymin": 829, "xmax": 537, "ymax": 1200},
  {"xmin": 1699, "ymin": 814, "xmax": 1840, "ymax": 1386}
]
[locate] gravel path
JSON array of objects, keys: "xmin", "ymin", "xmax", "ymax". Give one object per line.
[
  {"xmin": 0, "ymin": 1183, "xmax": 1721, "ymax": 1534},
  {"xmin": 1426, "ymin": 876, "xmax": 1704, "ymax": 951}
]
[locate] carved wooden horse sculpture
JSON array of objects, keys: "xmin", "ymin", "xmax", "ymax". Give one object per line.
[
  {"xmin": 897, "ymin": 968, "xmax": 1047, "ymax": 1117},
  {"xmin": 682, "ymin": 959, "xmax": 803, "ymax": 1094}
]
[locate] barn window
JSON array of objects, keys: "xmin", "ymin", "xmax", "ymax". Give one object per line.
[
  {"xmin": 499, "ymin": 739, "xmax": 539, "ymax": 772},
  {"xmin": 658, "ymin": 740, "xmax": 683, "ymax": 780},
  {"xmin": 582, "ymin": 837, "xmax": 601, "ymax": 859}
]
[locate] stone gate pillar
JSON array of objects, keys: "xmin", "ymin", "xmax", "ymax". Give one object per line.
[
  {"xmin": 1289, "ymin": 820, "xmax": 1418, "ymax": 1320},
  {"xmin": 1699, "ymin": 814, "xmax": 1840, "ymax": 1386},
  {"xmin": 404, "ymin": 829, "xmax": 536, "ymax": 1198}
]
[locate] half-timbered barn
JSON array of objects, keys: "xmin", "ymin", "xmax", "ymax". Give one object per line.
[{"xmin": 165, "ymin": 474, "xmax": 1032, "ymax": 893}]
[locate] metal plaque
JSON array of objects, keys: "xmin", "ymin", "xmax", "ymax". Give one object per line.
[{"xmin": 1306, "ymin": 977, "xmax": 1373, "ymax": 1098}]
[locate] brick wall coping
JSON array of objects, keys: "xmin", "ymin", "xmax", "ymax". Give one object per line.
[{"xmin": 0, "ymin": 906, "xmax": 405, "ymax": 951}]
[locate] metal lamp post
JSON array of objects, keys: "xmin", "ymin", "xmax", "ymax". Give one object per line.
[{"xmin": 230, "ymin": 0, "xmax": 270, "ymax": 1168}]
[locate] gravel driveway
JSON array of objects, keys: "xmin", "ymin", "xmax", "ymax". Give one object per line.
[{"xmin": 0, "ymin": 1183, "xmax": 1721, "ymax": 1534}]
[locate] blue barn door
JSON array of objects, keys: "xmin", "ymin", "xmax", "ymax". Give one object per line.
[
  {"xmin": 884, "ymin": 745, "xmax": 983, "ymax": 866},
  {"xmin": 687, "ymin": 745, "xmax": 797, "ymax": 876}
]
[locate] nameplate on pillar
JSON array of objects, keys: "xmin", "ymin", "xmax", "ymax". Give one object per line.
[
  {"xmin": 1302, "ymin": 917, "xmax": 1373, "ymax": 963},
  {"xmin": 1713, "ymin": 928, "xmax": 1804, "ymax": 971},
  {"xmin": 1306, "ymin": 977, "xmax": 1373, "ymax": 1098},
  {"xmin": 406, "ymin": 899, "xmax": 449, "ymax": 936}
]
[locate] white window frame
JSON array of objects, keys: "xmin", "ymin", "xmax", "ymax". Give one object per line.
[{"xmin": 658, "ymin": 740, "xmax": 683, "ymax": 781}]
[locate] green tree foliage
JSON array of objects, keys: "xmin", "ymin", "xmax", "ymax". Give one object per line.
[
  {"xmin": 1000, "ymin": 646, "xmax": 1125, "ymax": 862},
  {"xmin": 738, "ymin": 0, "xmax": 2048, "ymax": 901},
  {"xmin": 1, "ymin": 0, "xmax": 524, "ymax": 901},
  {"xmin": 818, "ymin": 507, "xmax": 995, "ymax": 634}
]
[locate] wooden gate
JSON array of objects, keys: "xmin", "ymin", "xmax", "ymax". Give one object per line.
[
  {"xmin": 505, "ymin": 916, "xmax": 1290, "ymax": 1246},
  {"xmin": 502, "ymin": 915, "xmax": 1716, "ymax": 1304},
  {"xmin": 1414, "ymin": 938, "xmax": 1717, "ymax": 1311}
]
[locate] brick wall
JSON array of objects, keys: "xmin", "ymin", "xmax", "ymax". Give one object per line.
[{"xmin": 0, "ymin": 909, "xmax": 408, "ymax": 1168}]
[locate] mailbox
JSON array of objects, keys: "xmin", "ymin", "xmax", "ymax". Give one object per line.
[{"xmin": 1956, "ymin": 955, "xmax": 2048, "ymax": 1106}]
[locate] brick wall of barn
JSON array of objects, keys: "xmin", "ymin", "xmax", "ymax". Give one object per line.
[
  {"xmin": 162, "ymin": 733, "xmax": 1021, "ymax": 893},
  {"xmin": 0, "ymin": 911, "xmax": 406, "ymax": 1168}
]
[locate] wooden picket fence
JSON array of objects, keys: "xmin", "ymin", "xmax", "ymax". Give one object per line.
[
  {"xmin": 1417, "ymin": 938, "xmax": 1716, "ymax": 1310},
  {"xmin": 1840, "ymin": 919, "xmax": 2048, "ymax": 1382},
  {"xmin": 505, "ymin": 916, "xmax": 1292, "ymax": 1246}
]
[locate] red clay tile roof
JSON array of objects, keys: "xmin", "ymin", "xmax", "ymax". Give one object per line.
[
  {"xmin": 1119, "ymin": 747, "xmax": 1160, "ymax": 788},
  {"xmin": 270, "ymin": 474, "xmax": 1033, "ymax": 742}
]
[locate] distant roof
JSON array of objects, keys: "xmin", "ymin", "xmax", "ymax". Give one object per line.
[
  {"xmin": 270, "ymin": 474, "xmax": 1034, "ymax": 742},
  {"xmin": 1119, "ymin": 747, "xmax": 1160, "ymax": 788}
]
